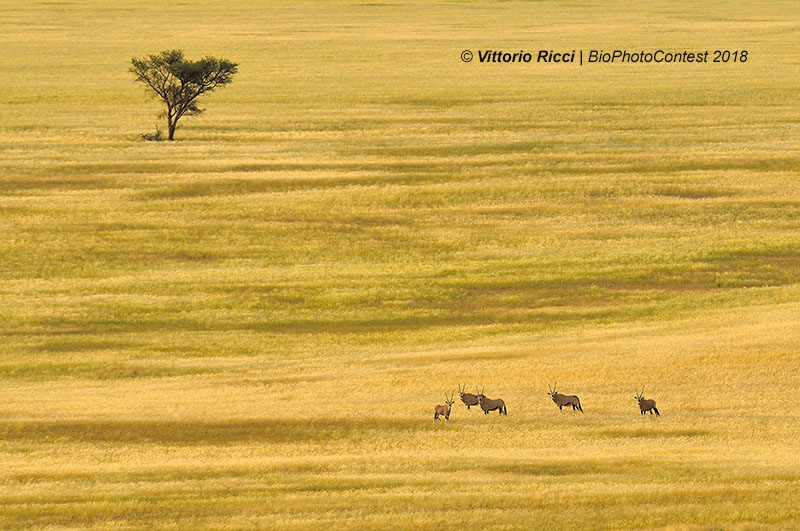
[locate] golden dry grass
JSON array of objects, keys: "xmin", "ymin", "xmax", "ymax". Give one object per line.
[{"xmin": 2, "ymin": 0, "xmax": 800, "ymax": 528}]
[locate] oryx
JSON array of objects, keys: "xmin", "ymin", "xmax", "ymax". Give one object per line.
[
  {"xmin": 458, "ymin": 382, "xmax": 480, "ymax": 410},
  {"xmin": 434, "ymin": 392, "xmax": 456, "ymax": 421},
  {"xmin": 635, "ymin": 387, "xmax": 660, "ymax": 416},
  {"xmin": 476, "ymin": 387, "xmax": 507, "ymax": 415},
  {"xmin": 548, "ymin": 383, "xmax": 583, "ymax": 412}
]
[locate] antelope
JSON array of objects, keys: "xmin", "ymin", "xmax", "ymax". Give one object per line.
[
  {"xmin": 635, "ymin": 387, "xmax": 660, "ymax": 416},
  {"xmin": 434, "ymin": 392, "xmax": 456, "ymax": 421},
  {"xmin": 476, "ymin": 387, "xmax": 507, "ymax": 415},
  {"xmin": 548, "ymin": 383, "xmax": 583, "ymax": 412},
  {"xmin": 458, "ymin": 382, "xmax": 480, "ymax": 410}
]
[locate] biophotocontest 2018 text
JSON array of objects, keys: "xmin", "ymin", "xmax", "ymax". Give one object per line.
[{"xmin": 460, "ymin": 49, "xmax": 748, "ymax": 65}]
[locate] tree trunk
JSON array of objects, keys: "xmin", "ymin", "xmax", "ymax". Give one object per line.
[{"xmin": 167, "ymin": 119, "xmax": 176, "ymax": 141}]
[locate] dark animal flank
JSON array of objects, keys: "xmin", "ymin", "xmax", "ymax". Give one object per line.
[
  {"xmin": 476, "ymin": 387, "xmax": 507, "ymax": 415},
  {"xmin": 434, "ymin": 392, "xmax": 456, "ymax": 421},
  {"xmin": 548, "ymin": 384, "xmax": 583, "ymax": 412},
  {"xmin": 458, "ymin": 383, "xmax": 480, "ymax": 410},
  {"xmin": 635, "ymin": 387, "xmax": 660, "ymax": 416}
]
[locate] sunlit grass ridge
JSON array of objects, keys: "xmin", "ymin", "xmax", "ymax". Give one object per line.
[{"xmin": 1, "ymin": 0, "xmax": 800, "ymax": 528}]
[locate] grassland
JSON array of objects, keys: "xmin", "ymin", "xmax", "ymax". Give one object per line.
[{"xmin": 2, "ymin": 0, "xmax": 800, "ymax": 528}]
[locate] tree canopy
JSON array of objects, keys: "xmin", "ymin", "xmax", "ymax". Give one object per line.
[{"xmin": 130, "ymin": 50, "xmax": 238, "ymax": 141}]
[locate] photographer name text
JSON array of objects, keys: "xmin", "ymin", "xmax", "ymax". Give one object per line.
[{"xmin": 460, "ymin": 49, "xmax": 748, "ymax": 65}]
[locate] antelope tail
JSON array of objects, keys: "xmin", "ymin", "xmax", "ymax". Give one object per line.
[{"xmin": 577, "ymin": 397, "xmax": 583, "ymax": 412}]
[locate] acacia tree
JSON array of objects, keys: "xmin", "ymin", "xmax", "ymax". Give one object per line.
[{"xmin": 130, "ymin": 50, "xmax": 238, "ymax": 141}]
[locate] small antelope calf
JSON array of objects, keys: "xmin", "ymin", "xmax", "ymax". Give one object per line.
[
  {"xmin": 548, "ymin": 383, "xmax": 583, "ymax": 412},
  {"xmin": 434, "ymin": 393, "xmax": 456, "ymax": 421},
  {"xmin": 635, "ymin": 387, "xmax": 660, "ymax": 416}
]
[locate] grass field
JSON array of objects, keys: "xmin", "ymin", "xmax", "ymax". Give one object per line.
[{"xmin": 2, "ymin": 1, "xmax": 800, "ymax": 528}]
